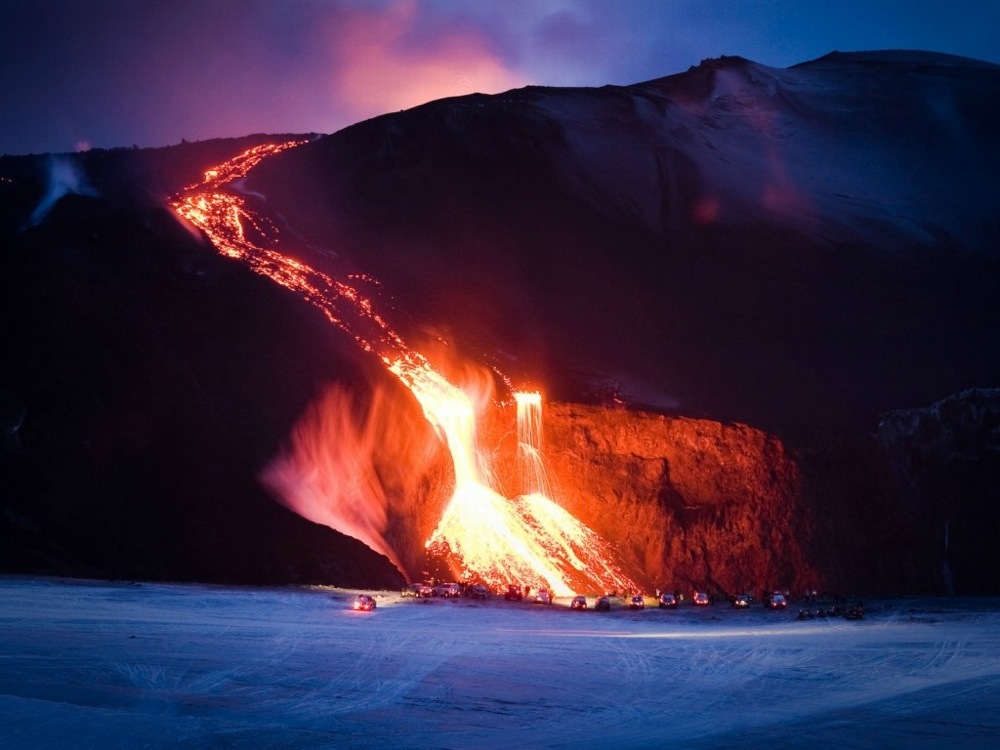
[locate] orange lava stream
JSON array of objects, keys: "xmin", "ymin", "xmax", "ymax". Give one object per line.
[{"xmin": 170, "ymin": 141, "xmax": 639, "ymax": 597}]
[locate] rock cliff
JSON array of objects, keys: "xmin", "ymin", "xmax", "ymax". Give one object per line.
[
  {"xmin": 480, "ymin": 399, "xmax": 980, "ymax": 597},
  {"xmin": 877, "ymin": 389, "xmax": 1000, "ymax": 594},
  {"xmin": 482, "ymin": 401, "xmax": 825, "ymax": 596}
]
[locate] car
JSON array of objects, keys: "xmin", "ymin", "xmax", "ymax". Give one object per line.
[
  {"xmin": 466, "ymin": 585, "xmax": 489, "ymax": 600},
  {"xmin": 693, "ymin": 592, "xmax": 710, "ymax": 606},
  {"xmin": 402, "ymin": 582, "xmax": 432, "ymax": 598},
  {"xmin": 658, "ymin": 593, "xmax": 678, "ymax": 609},
  {"xmin": 763, "ymin": 592, "xmax": 787, "ymax": 610},
  {"xmin": 595, "ymin": 596, "xmax": 611, "ymax": 611},
  {"xmin": 844, "ymin": 604, "xmax": 865, "ymax": 620},
  {"xmin": 628, "ymin": 595, "xmax": 645, "ymax": 610},
  {"xmin": 353, "ymin": 594, "xmax": 376, "ymax": 611},
  {"xmin": 533, "ymin": 588, "xmax": 553, "ymax": 605},
  {"xmin": 504, "ymin": 585, "xmax": 524, "ymax": 601},
  {"xmin": 432, "ymin": 583, "xmax": 461, "ymax": 598},
  {"xmin": 731, "ymin": 594, "xmax": 750, "ymax": 608},
  {"xmin": 570, "ymin": 595, "xmax": 588, "ymax": 610}
]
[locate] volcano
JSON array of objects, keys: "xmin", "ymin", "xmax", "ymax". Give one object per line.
[{"xmin": 2, "ymin": 51, "xmax": 999, "ymax": 595}]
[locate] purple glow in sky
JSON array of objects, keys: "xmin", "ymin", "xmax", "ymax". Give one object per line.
[{"xmin": 2, "ymin": 0, "xmax": 997, "ymax": 155}]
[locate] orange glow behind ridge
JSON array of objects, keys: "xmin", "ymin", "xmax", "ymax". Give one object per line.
[
  {"xmin": 170, "ymin": 141, "xmax": 639, "ymax": 597},
  {"xmin": 326, "ymin": 0, "xmax": 527, "ymax": 123}
]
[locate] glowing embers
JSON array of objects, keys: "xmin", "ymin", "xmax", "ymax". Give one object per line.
[{"xmin": 184, "ymin": 141, "xmax": 307, "ymax": 192}]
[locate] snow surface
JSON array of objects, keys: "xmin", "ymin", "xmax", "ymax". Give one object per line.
[{"xmin": 2, "ymin": 577, "xmax": 999, "ymax": 749}]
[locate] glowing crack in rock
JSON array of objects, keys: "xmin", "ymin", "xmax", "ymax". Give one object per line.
[{"xmin": 170, "ymin": 141, "xmax": 639, "ymax": 597}]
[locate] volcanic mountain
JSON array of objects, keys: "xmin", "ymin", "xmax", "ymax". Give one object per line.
[{"xmin": 2, "ymin": 51, "xmax": 999, "ymax": 594}]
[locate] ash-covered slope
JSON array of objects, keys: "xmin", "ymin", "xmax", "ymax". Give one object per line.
[{"xmin": 249, "ymin": 50, "xmax": 1000, "ymax": 438}]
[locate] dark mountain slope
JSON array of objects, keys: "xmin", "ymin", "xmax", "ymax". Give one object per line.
[
  {"xmin": 0, "ymin": 163, "xmax": 404, "ymax": 586},
  {"xmin": 247, "ymin": 51, "xmax": 1000, "ymax": 438}
]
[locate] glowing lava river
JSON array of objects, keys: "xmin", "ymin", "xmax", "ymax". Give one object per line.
[{"xmin": 171, "ymin": 141, "xmax": 639, "ymax": 597}]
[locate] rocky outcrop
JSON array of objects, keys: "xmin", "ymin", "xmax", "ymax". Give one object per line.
[
  {"xmin": 481, "ymin": 402, "xmax": 817, "ymax": 596},
  {"xmin": 877, "ymin": 389, "xmax": 1000, "ymax": 594},
  {"xmin": 482, "ymin": 398, "xmax": 998, "ymax": 597},
  {"xmin": 546, "ymin": 405, "xmax": 813, "ymax": 596}
]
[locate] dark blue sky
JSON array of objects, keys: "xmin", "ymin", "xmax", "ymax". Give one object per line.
[{"xmin": 2, "ymin": 0, "xmax": 997, "ymax": 155}]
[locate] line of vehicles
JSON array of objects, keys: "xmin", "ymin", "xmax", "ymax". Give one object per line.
[
  {"xmin": 393, "ymin": 582, "xmax": 806, "ymax": 613},
  {"xmin": 400, "ymin": 581, "xmax": 491, "ymax": 599},
  {"xmin": 582, "ymin": 591, "xmax": 785, "ymax": 611},
  {"xmin": 357, "ymin": 584, "xmax": 864, "ymax": 620}
]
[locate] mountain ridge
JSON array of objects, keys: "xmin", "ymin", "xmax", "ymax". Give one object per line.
[{"xmin": 244, "ymin": 48, "xmax": 1000, "ymax": 435}]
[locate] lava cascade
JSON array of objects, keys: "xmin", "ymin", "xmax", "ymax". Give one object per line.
[{"xmin": 170, "ymin": 142, "xmax": 640, "ymax": 596}]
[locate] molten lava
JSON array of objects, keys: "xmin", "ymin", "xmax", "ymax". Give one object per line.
[
  {"xmin": 515, "ymin": 391, "xmax": 549, "ymax": 497},
  {"xmin": 170, "ymin": 141, "xmax": 639, "ymax": 597}
]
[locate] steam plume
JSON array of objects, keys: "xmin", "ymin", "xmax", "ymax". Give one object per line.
[
  {"xmin": 26, "ymin": 154, "xmax": 98, "ymax": 228},
  {"xmin": 262, "ymin": 387, "xmax": 399, "ymax": 572}
]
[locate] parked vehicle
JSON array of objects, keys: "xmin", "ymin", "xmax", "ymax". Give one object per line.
[
  {"xmin": 353, "ymin": 594, "xmax": 376, "ymax": 611},
  {"xmin": 504, "ymin": 585, "xmax": 524, "ymax": 601},
  {"xmin": 466, "ymin": 585, "xmax": 489, "ymax": 600},
  {"xmin": 693, "ymin": 592, "xmax": 710, "ymax": 606},
  {"xmin": 763, "ymin": 592, "xmax": 787, "ymax": 610},
  {"xmin": 731, "ymin": 594, "xmax": 750, "ymax": 609},
  {"xmin": 570, "ymin": 595, "xmax": 588, "ymax": 610},
  {"xmin": 433, "ymin": 583, "xmax": 461, "ymax": 598},
  {"xmin": 844, "ymin": 604, "xmax": 865, "ymax": 620},
  {"xmin": 402, "ymin": 582, "xmax": 432, "ymax": 598},
  {"xmin": 533, "ymin": 588, "xmax": 553, "ymax": 605},
  {"xmin": 658, "ymin": 593, "xmax": 678, "ymax": 609},
  {"xmin": 629, "ymin": 595, "xmax": 645, "ymax": 610},
  {"xmin": 800, "ymin": 605, "xmax": 842, "ymax": 619}
]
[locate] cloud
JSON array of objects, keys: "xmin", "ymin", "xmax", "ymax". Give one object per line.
[
  {"xmin": 321, "ymin": 0, "xmax": 529, "ymax": 122},
  {"xmin": 4, "ymin": 0, "xmax": 1000, "ymax": 155}
]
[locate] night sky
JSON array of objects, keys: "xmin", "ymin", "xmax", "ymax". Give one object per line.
[{"xmin": 2, "ymin": 0, "xmax": 998, "ymax": 156}]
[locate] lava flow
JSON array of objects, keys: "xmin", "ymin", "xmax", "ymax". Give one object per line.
[{"xmin": 171, "ymin": 141, "xmax": 639, "ymax": 597}]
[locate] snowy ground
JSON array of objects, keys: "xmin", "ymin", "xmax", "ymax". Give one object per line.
[{"xmin": 2, "ymin": 578, "xmax": 999, "ymax": 749}]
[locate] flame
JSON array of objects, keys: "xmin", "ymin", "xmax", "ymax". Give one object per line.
[{"xmin": 170, "ymin": 141, "xmax": 639, "ymax": 596}]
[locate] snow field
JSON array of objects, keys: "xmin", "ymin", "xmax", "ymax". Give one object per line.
[{"xmin": 2, "ymin": 578, "xmax": 999, "ymax": 749}]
